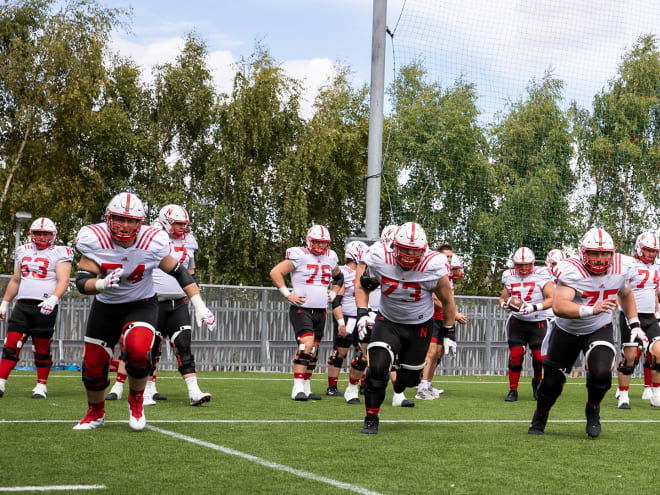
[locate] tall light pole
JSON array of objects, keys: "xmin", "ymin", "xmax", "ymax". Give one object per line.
[{"xmin": 14, "ymin": 211, "xmax": 32, "ymax": 266}]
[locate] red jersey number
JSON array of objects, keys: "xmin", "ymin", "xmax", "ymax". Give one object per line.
[
  {"xmin": 636, "ymin": 269, "xmax": 660, "ymax": 290},
  {"xmin": 305, "ymin": 264, "xmax": 332, "ymax": 285},
  {"xmin": 510, "ymin": 282, "xmax": 535, "ymax": 302},
  {"xmin": 582, "ymin": 289, "xmax": 619, "ymax": 306},
  {"xmin": 381, "ymin": 275, "xmax": 422, "ymax": 301},
  {"xmin": 101, "ymin": 263, "xmax": 145, "ymax": 284},
  {"xmin": 20, "ymin": 257, "xmax": 50, "ymax": 279}
]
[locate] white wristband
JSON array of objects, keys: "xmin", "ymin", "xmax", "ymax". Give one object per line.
[
  {"xmin": 628, "ymin": 317, "xmax": 640, "ymax": 326},
  {"xmin": 578, "ymin": 305, "xmax": 594, "ymax": 319},
  {"xmin": 337, "ymin": 318, "xmax": 345, "ymax": 326},
  {"xmin": 655, "ymin": 311, "xmax": 660, "ymax": 320},
  {"xmin": 278, "ymin": 286, "xmax": 291, "ymax": 298},
  {"xmin": 534, "ymin": 303, "xmax": 544, "ymax": 312},
  {"xmin": 189, "ymin": 293, "xmax": 205, "ymax": 313}
]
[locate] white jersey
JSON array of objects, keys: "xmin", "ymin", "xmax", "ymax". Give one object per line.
[
  {"xmin": 621, "ymin": 254, "xmax": 659, "ymax": 314},
  {"xmin": 363, "ymin": 241, "xmax": 449, "ymax": 325},
  {"xmin": 501, "ymin": 266, "xmax": 553, "ymax": 322},
  {"xmin": 369, "ymin": 287, "xmax": 381, "ymax": 311},
  {"xmin": 286, "ymin": 246, "xmax": 339, "ymax": 309},
  {"xmin": 338, "ymin": 264, "xmax": 357, "ymax": 317},
  {"xmin": 554, "ymin": 254, "xmax": 634, "ymax": 335},
  {"xmin": 153, "ymin": 233, "xmax": 199, "ymax": 299},
  {"xmin": 14, "ymin": 243, "xmax": 73, "ymax": 301},
  {"xmin": 75, "ymin": 223, "xmax": 170, "ymax": 304}
]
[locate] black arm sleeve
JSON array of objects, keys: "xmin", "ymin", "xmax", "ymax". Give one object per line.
[
  {"xmin": 75, "ymin": 270, "xmax": 96, "ymax": 295},
  {"xmin": 331, "ymin": 295, "xmax": 343, "ymax": 309},
  {"xmin": 331, "ymin": 270, "xmax": 344, "ymax": 288},
  {"xmin": 168, "ymin": 262, "xmax": 195, "ymax": 288},
  {"xmin": 360, "ymin": 270, "xmax": 380, "ymax": 291}
]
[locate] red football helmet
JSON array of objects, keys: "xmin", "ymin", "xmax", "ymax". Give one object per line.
[
  {"xmin": 159, "ymin": 204, "xmax": 190, "ymax": 239},
  {"xmin": 512, "ymin": 247, "xmax": 535, "ymax": 276},
  {"xmin": 29, "ymin": 217, "xmax": 57, "ymax": 250},
  {"xmin": 579, "ymin": 228, "xmax": 615, "ymax": 274},
  {"xmin": 306, "ymin": 225, "xmax": 331, "ymax": 255},
  {"xmin": 105, "ymin": 192, "xmax": 145, "ymax": 243},
  {"xmin": 393, "ymin": 222, "xmax": 428, "ymax": 269},
  {"xmin": 635, "ymin": 232, "xmax": 659, "ymax": 264}
]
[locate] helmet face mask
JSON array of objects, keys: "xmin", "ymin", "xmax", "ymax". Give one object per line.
[
  {"xmin": 635, "ymin": 232, "xmax": 659, "ymax": 264},
  {"xmin": 105, "ymin": 192, "xmax": 145, "ymax": 243},
  {"xmin": 512, "ymin": 247, "xmax": 535, "ymax": 277},
  {"xmin": 29, "ymin": 217, "xmax": 57, "ymax": 250},
  {"xmin": 306, "ymin": 225, "xmax": 331, "ymax": 255},
  {"xmin": 159, "ymin": 204, "xmax": 190, "ymax": 239},
  {"xmin": 579, "ymin": 228, "xmax": 615, "ymax": 274},
  {"xmin": 393, "ymin": 222, "xmax": 428, "ymax": 270}
]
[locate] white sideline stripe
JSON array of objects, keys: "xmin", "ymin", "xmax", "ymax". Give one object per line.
[
  {"xmin": 146, "ymin": 425, "xmax": 383, "ymax": 495},
  {"xmin": 0, "ymin": 485, "xmax": 105, "ymax": 492},
  {"xmin": 4, "ymin": 419, "xmax": 660, "ymax": 424}
]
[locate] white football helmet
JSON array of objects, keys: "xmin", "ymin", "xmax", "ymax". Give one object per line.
[
  {"xmin": 512, "ymin": 247, "xmax": 535, "ymax": 276},
  {"xmin": 306, "ymin": 225, "xmax": 331, "ymax": 255},
  {"xmin": 29, "ymin": 217, "xmax": 57, "ymax": 250},
  {"xmin": 545, "ymin": 249, "xmax": 565, "ymax": 269},
  {"xmin": 450, "ymin": 254, "xmax": 464, "ymax": 281},
  {"xmin": 345, "ymin": 240, "xmax": 368, "ymax": 262},
  {"xmin": 105, "ymin": 192, "xmax": 145, "ymax": 243},
  {"xmin": 579, "ymin": 228, "xmax": 615, "ymax": 274},
  {"xmin": 380, "ymin": 224, "xmax": 398, "ymax": 243},
  {"xmin": 158, "ymin": 204, "xmax": 190, "ymax": 239},
  {"xmin": 393, "ymin": 222, "xmax": 428, "ymax": 269},
  {"xmin": 635, "ymin": 232, "xmax": 659, "ymax": 264}
]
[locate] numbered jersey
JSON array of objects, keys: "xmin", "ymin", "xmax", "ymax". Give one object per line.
[
  {"xmin": 501, "ymin": 266, "xmax": 553, "ymax": 321},
  {"xmin": 554, "ymin": 255, "xmax": 634, "ymax": 335},
  {"xmin": 621, "ymin": 254, "xmax": 660, "ymax": 314},
  {"xmin": 286, "ymin": 246, "xmax": 339, "ymax": 309},
  {"xmin": 338, "ymin": 264, "xmax": 357, "ymax": 317},
  {"xmin": 153, "ymin": 233, "xmax": 199, "ymax": 299},
  {"xmin": 363, "ymin": 241, "xmax": 449, "ymax": 324},
  {"xmin": 75, "ymin": 223, "xmax": 170, "ymax": 304},
  {"xmin": 14, "ymin": 244, "xmax": 74, "ymax": 301}
]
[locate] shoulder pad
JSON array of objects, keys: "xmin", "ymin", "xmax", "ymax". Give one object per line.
[
  {"xmin": 185, "ymin": 233, "xmax": 199, "ymax": 251},
  {"xmin": 56, "ymin": 245, "xmax": 75, "ymax": 262},
  {"xmin": 363, "ymin": 242, "xmax": 390, "ymax": 267},
  {"xmin": 285, "ymin": 246, "xmax": 306, "ymax": 262},
  {"xmin": 76, "ymin": 223, "xmax": 113, "ymax": 253},
  {"xmin": 556, "ymin": 258, "xmax": 590, "ymax": 283},
  {"xmin": 327, "ymin": 249, "xmax": 339, "ymax": 268},
  {"xmin": 135, "ymin": 227, "xmax": 170, "ymax": 256},
  {"xmin": 415, "ymin": 250, "xmax": 448, "ymax": 276}
]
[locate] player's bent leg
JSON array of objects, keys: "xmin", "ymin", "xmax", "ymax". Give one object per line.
[
  {"xmin": 584, "ymin": 341, "xmax": 615, "ymax": 438},
  {"xmin": 394, "ymin": 363, "xmax": 424, "ymax": 407},
  {"xmin": 171, "ymin": 328, "xmax": 211, "ymax": 406},
  {"xmin": 345, "ymin": 350, "xmax": 367, "ymax": 404},
  {"xmin": 0, "ymin": 332, "xmax": 27, "ymax": 397},
  {"xmin": 530, "ymin": 348, "xmax": 543, "ymax": 400},
  {"xmin": 75, "ymin": 337, "xmax": 113, "ymax": 430},
  {"xmin": 361, "ymin": 343, "xmax": 394, "ymax": 434},
  {"xmin": 122, "ymin": 322, "xmax": 157, "ymax": 431}
]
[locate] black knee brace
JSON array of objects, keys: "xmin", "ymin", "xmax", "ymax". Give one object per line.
[
  {"xmin": 307, "ymin": 355, "xmax": 318, "ymax": 371},
  {"xmin": 394, "ymin": 368, "xmax": 422, "ymax": 391},
  {"xmin": 1, "ymin": 346, "xmax": 20, "ymax": 362},
  {"xmin": 351, "ymin": 351, "xmax": 367, "ymax": 371},
  {"xmin": 586, "ymin": 346, "xmax": 614, "ymax": 401},
  {"xmin": 508, "ymin": 361, "xmax": 523, "ymax": 372},
  {"xmin": 536, "ymin": 364, "xmax": 566, "ymax": 411},
  {"xmin": 122, "ymin": 349, "xmax": 153, "ymax": 379},
  {"xmin": 293, "ymin": 350, "xmax": 312, "ymax": 367},
  {"xmin": 617, "ymin": 359, "xmax": 636, "ymax": 376},
  {"xmin": 172, "ymin": 331, "xmax": 196, "ymax": 375},
  {"xmin": 650, "ymin": 354, "xmax": 660, "ymax": 372},
  {"xmin": 34, "ymin": 351, "xmax": 52, "ymax": 368},
  {"xmin": 327, "ymin": 348, "xmax": 344, "ymax": 368}
]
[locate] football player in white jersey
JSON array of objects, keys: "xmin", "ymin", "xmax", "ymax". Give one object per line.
[
  {"xmin": 528, "ymin": 228, "xmax": 638, "ymax": 438},
  {"xmin": 105, "ymin": 205, "xmax": 212, "ymax": 407},
  {"xmin": 325, "ymin": 240, "xmax": 367, "ymax": 399},
  {"xmin": 416, "ymin": 246, "xmax": 468, "ymax": 400},
  {"xmin": 615, "ymin": 232, "xmax": 659, "ymax": 408},
  {"xmin": 72, "ymin": 193, "xmax": 216, "ymax": 431},
  {"xmin": 499, "ymin": 247, "xmax": 554, "ymax": 402},
  {"xmin": 355, "ymin": 222, "xmax": 456, "ymax": 434},
  {"xmin": 270, "ymin": 225, "xmax": 344, "ymax": 401},
  {"xmin": 0, "ymin": 218, "xmax": 72, "ymax": 399}
]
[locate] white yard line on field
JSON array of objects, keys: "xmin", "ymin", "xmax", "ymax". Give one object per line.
[
  {"xmin": 0, "ymin": 485, "xmax": 105, "ymax": 492},
  {"xmin": 146, "ymin": 425, "xmax": 383, "ymax": 495},
  {"xmin": 3, "ymin": 419, "xmax": 660, "ymax": 424}
]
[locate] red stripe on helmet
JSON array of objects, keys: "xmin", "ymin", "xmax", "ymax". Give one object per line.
[
  {"xmin": 597, "ymin": 229, "xmax": 603, "ymax": 247},
  {"xmin": 410, "ymin": 223, "xmax": 415, "ymax": 243}
]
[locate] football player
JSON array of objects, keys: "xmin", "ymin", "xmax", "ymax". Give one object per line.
[
  {"xmin": 72, "ymin": 193, "xmax": 216, "ymax": 431},
  {"xmin": 499, "ymin": 247, "xmax": 554, "ymax": 402},
  {"xmin": 0, "ymin": 218, "xmax": 73, "ymax": 399},
  {"xmin": 615, "ymin": 232, "xmax": 659, "ymax": 408},
  {"xmin": 529, "ymin": 228, "xmax": 638, "ymax": 438},
  {"xmin": 270, "ymin": 225, "xmax": 344, "ymax": 401},
  {"xmin": 355, "ymin": 222, "xmax": 456, "ymax": 434}
]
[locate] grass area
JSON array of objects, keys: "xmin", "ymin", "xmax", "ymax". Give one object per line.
[{"xmin": 1, "ymin": 371, "xmax": 659, "ymax": 494}]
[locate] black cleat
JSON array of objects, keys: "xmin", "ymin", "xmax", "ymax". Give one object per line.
[
  {"xmin": 400, "ymin": 399, "xmax": 415, "ymax": 407},
  {"xmin": 0, "ymin": 390, "xmax": 3, "ymax": 398},
  {"xmin": 326, "ymin": 386, "xmax": 340, "ymax": 396},
  {"xmin": 293, "ymin": 392, "xmax": 308, "ymax": 401},
  {"xmin": 505, "ymin": 390, "xmax": 518, "ymax": 402},
  {"xmin": 360, "ymin": 414, "xmax": 379, "ymax": 434},
  {"xmin": 153, "ymin": 392, "xmax": 167, "ymax": 401},
  {"xmin": 528, "ymin": 410, "xmax": 548, "ymax": 435},
  {"xmin": 585, "ymin": 404, "xmax": 601, "ymax": 439},
  {"xmin": 347, "ymin": 397, "xmax": 361, "ymax": 405},
  {"xmin": 105, "ymin": 392, "xmax": 119, "ymax": 401},
  {"xmin": 532, "ymin": 380, "xmax": 540, "ymax": 401},
  {"xmin": 307, "ymin": 392, "xmax": 322, "ymax": 401}
]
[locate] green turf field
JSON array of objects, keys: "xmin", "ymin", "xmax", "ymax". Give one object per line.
[{"xmin": 0, "ymin": 371, "xmax": 658, "ymax": 494}]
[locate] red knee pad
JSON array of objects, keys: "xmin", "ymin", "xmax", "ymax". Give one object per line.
[
  {"xmin": 123, "ymin": 322, "xmax": 155, "ymax": 378},
  {"xmin": 2, "ymin": 332, "xmax": 26, "ymax": 361},
  {"xmin": 82, "ymin": 340, "xmax": 111, "ymax": 391},
  {"xmin": 32, "ymin": 337, "xmax": 53, "ymax": 367},
  {"xmin": 509, "ymin": 346, "xmax": 525, "ymax": 365},
  {"xmin": 531, "ymin": 349, "xmax": 543, "ymax": 363}
]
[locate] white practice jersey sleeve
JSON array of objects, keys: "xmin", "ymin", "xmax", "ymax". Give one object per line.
[
  {"xmin": 15, "ymin": 244, "xmax": 74, "ymax": 301},
  {"xmin": 339, "ymin": 264, "xmax": 357, "ymax": 317},
  {"xmin": 75, "ymin": 223, "xmax": 171, "ymax": 304},
  {"xmin": 621, "ymin": 254, "xmax": 660, "ymax": 314},
  {"xmin": 363, "ymin": 242, "xmax": 448, "ymax": 324},
  {"xmin": 554, "ymin": 255, "xmax": 634, "ymax": 335},
  {"xmin": 153, "ymin": 233, "xmax": 199, "ymax": 299},
  {"xmin": 368, "ymin": 287, "xmax": 381, "ymax": 312},
  {"xmin": 501, "ymin": 266, "xmax": 553, "ymax": 321},
  {"xmin": 286, "ymin": 247, "xmax": 339, "ymax": 309}
]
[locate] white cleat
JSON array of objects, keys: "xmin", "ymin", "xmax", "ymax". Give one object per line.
[
  {"xmin": 392, "ymin": 391, "xmax": 415, "ymax": 407},
  {"xmin": 430, "ymin": 386, "xmax": 445, "ymax": 397},
  {"xmin": 344, "ymin": 383, "xmax": 361, "ymax": 404},
  {"xmin": 651, "ymin": 387, "xmax": 660, "ymax": 408},
  {"xmin": 0, "ymin": 378, "xmax": 6, "ymax": 397},
  {"xmin": 642, "ymin": 387, "xmax": 653, "ymax": 400},
  {"xmin": 106, "ymin": 381, "xmax": 124, "ymax": 401},
  {"xmin": 414, "ymin": 387, "xmax": 437, "ymax": 400},
  {"xmin": 617, "ymin": 390, "xmax": 630, "ymax": 409},
  {"xmin": 190, "ymin": 391, "xmax": 212, "ymax": 406},
  {"xmin": 143, "ymin": 393, "xmax": 157, "ymax": 406},
  {"xmin": 128, "ymin": 395, "xmax": 146, "ymax": 431},
  {"xmin": 615, "ymin": 388, "xmax": 621, "ymax": 399},
  {"xmin": 73, "ymin": 409, "xmax": 105, "ymax": 430},
  {"xmin": 32, "ymin": 383, "xmax": 47, "ymax": 399}
]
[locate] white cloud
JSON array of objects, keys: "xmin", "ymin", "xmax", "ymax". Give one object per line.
[{"xmin": 281, "ymin": 58, "xmax": 336, "ymax": 119}]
